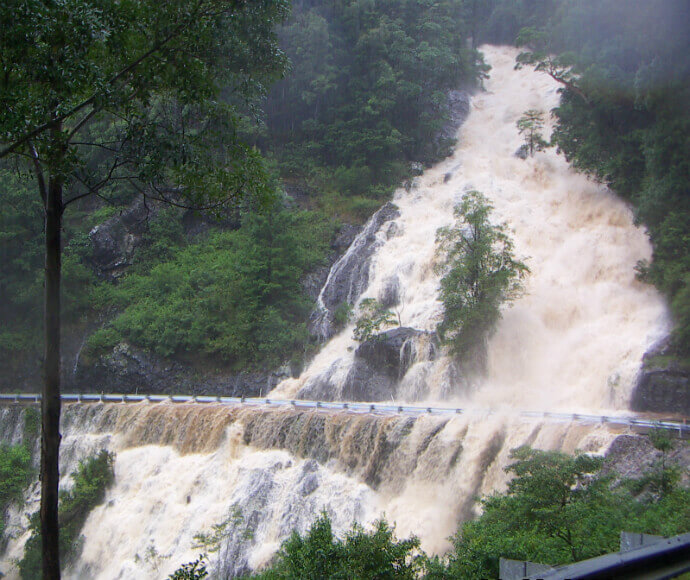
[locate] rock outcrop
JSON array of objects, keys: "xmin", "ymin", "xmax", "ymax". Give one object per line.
[
  {"xmin": 309, "ymin": 202, "xmax": 401, "ymax": 340},
  {"xmin": 631, "ymin": 339, "xmax": 690, "ymax": 415},
  {"xmin": 299, "ymin": 327, "xmax": 437, "ymax": 402},
  {"xmin": 72, "ymin": 342, "xmax": 290, "ymax": 398},
  {"xmin": 89, "ymin": 197, "xmax": 151, "ymax": 279}
]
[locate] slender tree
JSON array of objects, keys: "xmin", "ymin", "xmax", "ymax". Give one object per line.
[
  {"xmin": 0, "ymin": 1, "xmax": 287, "ymax": 576},
  {"xmin": 517, "ymin": 109, "xmax": 548, "ymax": 156}
]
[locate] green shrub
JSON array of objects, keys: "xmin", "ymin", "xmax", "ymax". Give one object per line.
[
  {"xmin": 0, "ymin": 443, "xmax": 33, "ymax": 539},
  {"xmin": 18, "ymin": 450, "xmax": 115, "ymax": 579}
]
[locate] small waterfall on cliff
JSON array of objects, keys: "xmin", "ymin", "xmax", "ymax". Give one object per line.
[
  {"xmin": 0, "ymin": 45, "xmax": 671, "ymax": 579},
  {"xmin": 273, "ymin": 45, "xmax": 668, "ymax": 412}
]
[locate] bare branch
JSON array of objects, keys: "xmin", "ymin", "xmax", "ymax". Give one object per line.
[{"xmin": 29, "ymin": 143, "xmax": 47, "ymax": 205}]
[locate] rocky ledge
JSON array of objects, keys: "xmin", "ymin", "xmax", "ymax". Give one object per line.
[{"xmin": 631, "ymin": 339, "xmax": 690, "ymax": 415}]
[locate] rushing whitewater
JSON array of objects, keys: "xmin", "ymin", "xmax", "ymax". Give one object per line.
[
  {"xmin": 0, "ymin": 403, "xmax": 620, "ymax": 579},
  {"xmin": 0, "ymin": 46, "xmax": 670, "ymax": 579},
  {"xmin": 273, "ymin": 45, "xmax": 668, "ymax": 412}
]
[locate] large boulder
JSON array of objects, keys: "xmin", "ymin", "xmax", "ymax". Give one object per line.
[
  {"xmin": 355, "ymin": 327, "xmax": 437, "ymax": 381},
  {"xmin": 300, "ymin": 328, "xmax": 437, "ymax": 402},
  {"xmin": 88, "ymin": 197, "xmax": 151, "ymax": 278}
]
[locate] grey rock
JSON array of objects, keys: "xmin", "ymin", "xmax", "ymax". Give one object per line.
[
  {"xmin": 302, "ymin": 328, "xmax": 438, "ymax": 402},
  {"xmin": 438, "ymin": 90, "xmax": 472, "ymax": 144},
  {"xmin": 603, "ymin": 434, "xmax": 690, "ymax": 488},
  {"xmin": 72, "ymin": 342, "xmax": 283, "ymax": 398},
  {"xmin": 301, "ymin": 224, "xmax": 361, "ymax": 302},
  {"xmin": 631, "ymin": 339, "xmax": 690, "ymax": 415},
  {"xmin": 356, "ymin": 327, "xmax": 437, "ymax": 381},
  {"xmin": 299, "ymin": 473, "xmax": 319, "ymax": 496},
  {"xmin": 89, "ymin": 197, "xmax": 151, "ymax": 278},
  {"xmin": 378, "ymin": 275, "xmax": 401, "ymax": 308},
  {"xmin": 514, "ymin": 144, "xmax": 530, "ymax": 159},
  {"xmin": 309, "ymin": 203, "xmax": 400, "ymax": 341},
  {"xmin": 409, "ymin": 162, "xmax": 425, "ymax": 176}
]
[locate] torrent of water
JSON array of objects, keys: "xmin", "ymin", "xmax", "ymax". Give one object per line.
[
  {"xmin": 0, "ymin": 403, "xmax": 622, "ymax": 579},
  {"xmin": 272, "ymin": 45, "xmax": 668, "ymax": 412},
  {"xmin": 0, "ymin": 45, "xmax": 670, "ymax": 579}
]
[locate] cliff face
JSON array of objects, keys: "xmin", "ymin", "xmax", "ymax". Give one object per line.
[{"xmin": 632, "ymin": 340, "xmax": 690, "ymax": 415}]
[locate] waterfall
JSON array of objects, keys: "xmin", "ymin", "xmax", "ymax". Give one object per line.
[
  {"xmin": 0, "ymin": 45, "xmax": 670, "ymax": 579},
  {"xmin": 272, "ymin": 45, "xmax": 668, "ymax": 412}
]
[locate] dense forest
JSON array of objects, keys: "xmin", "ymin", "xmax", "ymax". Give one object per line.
[{"xmin": 0, "ymin": 0, "xmax": 688, "ymax": 386}]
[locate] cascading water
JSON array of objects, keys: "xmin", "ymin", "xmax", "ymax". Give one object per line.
[
  {"xmin": 273, "ymin": 45, "xmax": 668, "ymax": 412},
  {"xmin": 0, "ymin": 46, "xmax": 670, "ymax": 579}
]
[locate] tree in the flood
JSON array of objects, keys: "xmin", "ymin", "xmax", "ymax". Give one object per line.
[{"xmin": 436, "ymin": 191, "xmax": 529, "ymax": 365}]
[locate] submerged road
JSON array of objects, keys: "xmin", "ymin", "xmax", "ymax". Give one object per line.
[{"xmin": 1, "ymin": 392, "xmax": 688, "ymax": 438}]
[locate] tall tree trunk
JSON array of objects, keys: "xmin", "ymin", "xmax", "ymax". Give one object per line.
[{"xmin": 42, "ymin": 149, "xmax": 63, "ymax": 579}]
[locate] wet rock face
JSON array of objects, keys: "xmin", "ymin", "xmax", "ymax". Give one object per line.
[
  {"xmin": 603, "ymin": 434, "xmax": 690, "ymax": 487},
  {"xmin": 309, "ymin": 203, "xmax": 400, "ymax": 341},
  {"xmin": 89, "ymin": 197, "xmax": 151, "ymax": 278},
  {"xmin": 446, "ymin": 90, "xmax": 472, "ymax": 134},
  {"xmin": 514, "ymin": 144, "xmax": 530, "ymax": 159},
  {"xmin": 320, "ymin": 202, "xmax": 400, "ymax": 312},
  {"xmin": 631, "ymin": 340, "xmax": 690, "ymax": 415},
  {"xmin": 302, "ymin": 224, "xmax": 361, "ymax": 303},
  {"xmin": 356, "ymin": 327, "xmax": 436, "ymax": 381},
  {"xmin": 72, "ymin": 342, "xmax": 287, "ymax": 398}
]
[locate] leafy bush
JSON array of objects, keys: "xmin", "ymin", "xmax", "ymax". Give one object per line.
[
  {"xmin": 253, "ymin": 514, "xmax": 422, "ymax": 579},
  {"xmin": 446, "ymin": 445, "xmax": 690, "ymax": 579},
  {"xmin": 88, "ymin": 208, "xmax": 334, "ymax": 368},
  {"xmin": 353, "ymin": 298, "xmax": 398, "ymax": 342},
  {"xmin": 19, "ymin": 450, "xmax": 115, "ymax": 579},
  {"xmin": 436, "ymin": 191, "xmax": 528, "ymax": 363},
  {"xmin": 0, "ymin": 443, "xmax": 33, "ymax": 539}
]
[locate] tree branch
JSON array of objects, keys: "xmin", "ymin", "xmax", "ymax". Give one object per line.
[
  {"xmin": 0, "ymin": 0, "xmax": 221, "ymax": 160},
  {"xmin": 29, "ymin": 143, "xmax": 47, "ymax": 205}
]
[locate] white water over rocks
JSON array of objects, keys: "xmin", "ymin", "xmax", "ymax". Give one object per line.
[
  {"xmin": 273, "ymin": 45, "xmax": 668, "ymax": 413},
  {"xmin": 0, "ymin": 46, "xmax": 670, "ymax": 579}
]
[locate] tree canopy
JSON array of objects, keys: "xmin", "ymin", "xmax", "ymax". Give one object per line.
[{"xmin": 436, "ymin": 191, "xmax": 529, "ymax": 364}]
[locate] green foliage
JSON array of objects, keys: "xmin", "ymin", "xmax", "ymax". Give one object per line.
[
  {"xmin": 168, "ymin": 556, "xmax": 209, "ymax": 580},
  {"xmin": 516, "ymin": 109, "xmax": 548, "ymax": 156},
  {"xmin": 436, "ymin": 191, "xmax": 529, "ymax": 362},
  {"xmin": 253, "ymin": 513, "xmax": 422, "ymax": 579},
  {"xmin": 0, "ymin": 443, "xmax": 33, "ymax": 540},
  {"xmin": 447, "ymin": 446, "xmax": 690, "ymax": 579},
  {"xmin": 512, "ymin": 0, "xmax": 690, "ymax": 357},
  {"xmin": 88, "ymin": 208, "xmax": 334, "ymax": 367},
  {"xmin": 263, "ymin": 0, "xmax": 487, "ymax": 209},
  {"xmin": 18, "ymin": 450, "xmax": 115, "ymax": 579},
  {"xmin": 23, "ymin": 407, "xmax": 40, "ymax": 439},
  {"xmin": 353, "ymin": 298, "xmax": 398, "ymax": 343},
  {"xmin": 333, "ymin": 302, "xmax": 354, "ymax": 331}
]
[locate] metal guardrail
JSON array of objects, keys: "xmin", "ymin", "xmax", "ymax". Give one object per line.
[{"xmin": 0, "ymin": 393, "xmax": 688, "ymax": 437}]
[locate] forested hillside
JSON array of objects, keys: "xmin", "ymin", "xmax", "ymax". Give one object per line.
[
  {"xmin": 1, "ymin": 0, "xmax": 687, "ymax": 392},
  {"xmin": 0, "ymin": 0, "xmax": 486, "ymax": 390}
]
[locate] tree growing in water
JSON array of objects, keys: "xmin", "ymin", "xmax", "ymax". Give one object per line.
[
  {"xmin": 436, "ymin": 191, "xmax": 529, "ymax": 364},
  {"xmin": 517, "ymin": 109, "xmax": 548, "ymax": 156}
]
